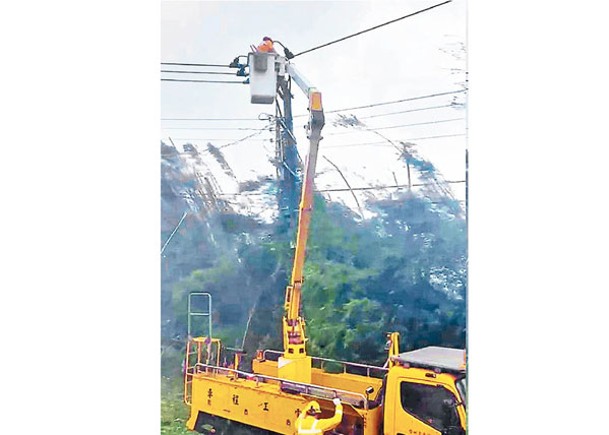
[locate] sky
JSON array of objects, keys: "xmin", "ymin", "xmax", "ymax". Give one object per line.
[{"xmin": 161, "ymin": 0, "xmax": 467, "ymax": 215}]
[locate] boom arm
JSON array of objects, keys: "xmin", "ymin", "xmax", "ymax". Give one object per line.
[
  {"xmin": 245, "ymin": 52, "xmax": 324, "ymax": 382},
  {"xmin": 282, "ymin": 63, "xmax": 324, "ymax": 360}
]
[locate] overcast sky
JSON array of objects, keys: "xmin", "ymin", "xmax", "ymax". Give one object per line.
[{"xmin": 161, "ymin": 0, "xmax": 467, "ymax": 212}]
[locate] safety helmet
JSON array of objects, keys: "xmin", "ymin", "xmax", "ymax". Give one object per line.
[
  {"xmin": 307, "ymin": 401, "xmax": 322, "ymax": 415},
  {"xmin": 262, "ymin": 36, "xmax": 273, "ymax": 42}
]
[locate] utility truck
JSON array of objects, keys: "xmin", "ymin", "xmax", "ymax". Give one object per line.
[{"xmin": 183, "ymin": 46, "xmax": 467, "ymax": 435}]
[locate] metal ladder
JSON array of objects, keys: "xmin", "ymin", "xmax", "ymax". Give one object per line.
[{"xmin": 184, "ymin": 292, "xmax": 213, "ymax": 405}]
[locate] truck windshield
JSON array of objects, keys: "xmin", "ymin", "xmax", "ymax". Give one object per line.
[{"xmin": 456, "ymin": 377, "xmax": 466, "ymax": 408}]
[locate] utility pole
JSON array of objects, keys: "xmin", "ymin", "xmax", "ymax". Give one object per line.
[{"xmin": 276, "ymin": 76, "xmax": 301, "ymax": 234}]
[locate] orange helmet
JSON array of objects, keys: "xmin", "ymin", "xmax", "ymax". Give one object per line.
[{"xmin": 257, "ymin": 39, "xmax": 274, "ymax": 53}]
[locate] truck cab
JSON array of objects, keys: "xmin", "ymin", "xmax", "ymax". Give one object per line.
[{"xmin": 384, "ymin": 347, "xmax": 466, "ymax": 435}]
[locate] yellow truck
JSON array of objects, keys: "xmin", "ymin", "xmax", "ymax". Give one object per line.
[{"xmin": 182, "ymin": 49, "xmax": 467, "ymax": 435}]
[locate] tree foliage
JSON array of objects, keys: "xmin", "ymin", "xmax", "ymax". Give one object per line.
[{"xmin": 161, "ymin": 142, "xmax": 467, "ymax": 371}]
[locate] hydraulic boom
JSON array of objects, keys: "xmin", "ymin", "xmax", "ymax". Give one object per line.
[{"xmin": 279, "ymin": 63, "xmax": 324, "ymax": 384}]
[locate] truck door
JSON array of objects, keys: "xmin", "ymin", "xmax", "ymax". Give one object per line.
[{"xmin": 392, "ymin": 380, "xmax": 464, "ymax": 435}]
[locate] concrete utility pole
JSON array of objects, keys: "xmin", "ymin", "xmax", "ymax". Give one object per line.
[{"xmin": 276, "ymin": 76, "xmax": 302, "ymax": 234}]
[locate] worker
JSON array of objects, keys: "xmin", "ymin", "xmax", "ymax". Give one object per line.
[
  {"xmin": 296, "ymin": 398, "xmax": 343, "ymax": 434},
  {"xmin": 256, "ymin": 36, "xmax": 277, "ymax": 53}
]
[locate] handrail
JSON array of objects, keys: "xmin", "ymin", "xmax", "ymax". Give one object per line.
[
  {"xmin": 192, "ymin": 362, "xmax": 369, "ymax": 410},
  {"xmin": 262, "ymin": 349, "xmax": 388, "ymax": 378}
]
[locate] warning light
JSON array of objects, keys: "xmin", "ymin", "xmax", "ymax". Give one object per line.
[{"xmin": 309, "ymin": 91, "xmax": 322, "ymax": 111}]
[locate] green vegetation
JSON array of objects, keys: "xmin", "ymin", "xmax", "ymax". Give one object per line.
[{"xmin": 161, "ymin": 376, "xmax": 190, "ymax": 435}]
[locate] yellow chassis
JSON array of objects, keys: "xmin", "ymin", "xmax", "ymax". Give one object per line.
[{"xmin": 185, "ymin": 358, "xmax": 385, "ymax": 434}]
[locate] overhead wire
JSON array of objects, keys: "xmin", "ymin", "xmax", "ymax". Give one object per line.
[
  {"xmin": 318, "ymin": 180, "xmax": 465, "ymax": 193},
  {"xmin": 161, "ymin": 78, "xmax": 246, "ymax": 84},
  {"xmin": 162, "ymin": 92, "xmax": 463, "ymax": 123},
  {"xmin": 161, "ymin": 62, "xmax": 231, "ymax": 67},
  {"xmin": 163, "ymin": 126, "xmax": 270, "ymax": 131},
  {"xmin": 162, "ymin": 117, "xmax": 261, "ymax": 121},
  {"xmin": 161, "ymin": 70, "xmax": 238, "ymax": 76},
  {"xmin": 217, "ymin": 127, "xmax": 274, "ymax": 149},
  {"xmin": 359, "ymin": 104, "xmax": 456, "ymax": 120},
  {"xmin": 206, "ymin": 180, "xmax": 466, "ymax": 196},
  {"xmin": 322, "ymin": 133, "xmax": 466, "ymax": 148},
  {"xmin": 162, "ymin": 117, "xmax": 464, "ymax": 133},
  {"xmin": 325, "ymin": 90, "xmax": 464, "ymax": 114},
  {"xmin": 171, "ymin": 137, "xmax": 270, "ymax": 142},
  {"xmin": 292, "ymin": 1, "xmax": 453, "ymax": 57},
  {"xmin": 168, "ymin": 132, "xmax": 465, "ymax": 144},
  {"xmin": 326, "ymin": 118, "xmax": 465, "ymax": 136},
  {"xmin": 292, "ymin": 89, "xmax": 465, "ymax": 118}
]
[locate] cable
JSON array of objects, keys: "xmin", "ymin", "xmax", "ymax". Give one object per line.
[
  {"xmin": 168, "ymin": 132, "xmax": 464, "ymax": 144},
  {"xmin": 318, "ymin": 180, "xmax": 465, "ymax": 193},
  {"xmin": 292, "ymin": 102, "xmax": 459, "ymax": 128},
  {"xmin": 326, "ymin": 118, "xmax": 465, "ymax": 136},
  {"xmin": 161, "ymin": 70, "xmax": 237, "ymax": 76},
  {"xmin": 323, "ymin": 133, "xmax": 466, "ymax": 148},
  {"xmin": 359, "ymin": 104, "xmax": 455, "ymax": 120},
  {"xmin": 209, "ymin": 180, "xmax": 465, "ymax": 196},
  {"xmin": 162, "ymin": 117, "xmax": 261, "ymax": 121},
  {"xmin": 163, "ymin": 99, "xmax": 460, "ymax": 124},
  {"xmin": 217, "ymin": 128, "xmax": 273, "ymax": 149},
  {"xmin": 163, "ymin": 127, "xmax": 270, "ymax": 131},
  {"xmin": 326, "ymin": 90, "xmax": 464, "ymax": 114},
  {"xmin": 292, "ymin": 90, "xmax": 465, "ymax": 118},
  {"xmin": 292, "ymin": 1, "xmax": 453, "ymax": 57},
  {"xmin": 172, "ymin": 138, "xmax": 270, "ymax": 142},
  {"xmin": 161, "ymin": 78, "xmax": 246, "ymax": 84},
  {"xmin": 365, "ymin": 117, "xmax": 465, "ymax": 130},
  {"xmin": 161, "ymin": 62, "xmax": 230, "ymax": 68}
]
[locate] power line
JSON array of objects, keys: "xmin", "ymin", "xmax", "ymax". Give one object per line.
[
  {"xmin": 326, "ymin": 118, "xmax": 465, "ymax": 136},
  {"xmin": 318, "ymin": 180, "xmax": 465, "ymax": 193},
  {"xmin": 328, "ymin": 90, "xmax": 464, "ymax": 114},
  {"xmin": 292, "ymin": 103, "xmax": 457, "ymax": 128},
  {"xmin": 161, "ymin": 62, "xmax": 230, "ymax": 68},
  {"xmin": 209, "ymin": 180, "xmax": 465, "ymax": 196},
  {"xmin": 167, "ymin": 127, "xmax": 273, "ymax": 148},
  {"xmin": 293, "ymin": 90, "xmax": 465, "ymax": 118},
  {"xmin": 163, "ymin": 126, "xmax": 270, "ymax": 131},
  {"xmin": 292, "ymin": 1, "xmax": 453, "ymax": 57},
  {"xmin": 171, "ymin": 138, "xmax": 270, "ymax": 142},
  {"xmin": 168, "ymin": 132, "xmax": 464, "ymax": 145},
  {"xmin": 161, "ymin": 211, "xmax": 188, "ymax": 255},
  {"xmin": 162, "ymin": 117, "xmax": 261, "ymax": 121},
  {"xmin": 161, "ymin": 70, "xmax": 237, "ymax": 76},
  {"xmin": 323, "ymin": 133, "xmax": 466, "ymax": 148},
  {"xmin": 368, "ymin": 117, "xmax": 465, "ymax": 130},
  {"xmin": 161, "ymin": 78, "xmax": 246, "ymax": 84},
  {"xmin": 359, "ymin": 104, "xmax": 456, "ymax": 119},
  {"xmin": 217, "ymin": 129, "xmax": 272, "ymax": 149},
  {"xmin": 163, "ymin": 94, "xmax": 462, "ymax": 123}
]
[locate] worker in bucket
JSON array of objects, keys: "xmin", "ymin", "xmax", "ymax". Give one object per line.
[
  {"xmin": 256, "ymin": 36, "xmax": 277, "ymax": 53},
  {"xmin": 296, "ymin": 398, "xmax": 343, "ymax": 434}
]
